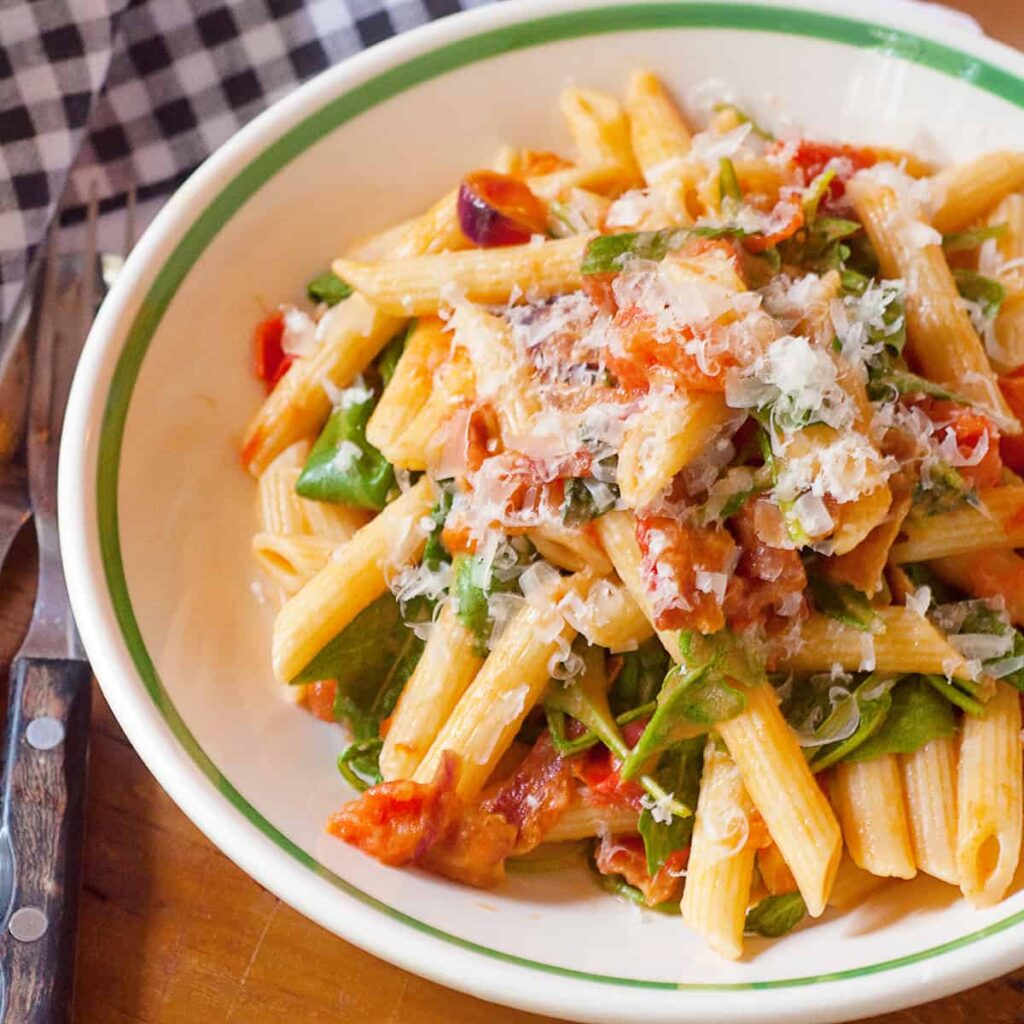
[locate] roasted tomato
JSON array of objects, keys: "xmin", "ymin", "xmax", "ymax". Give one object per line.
[
  {"xmin": 252, "ymin": 309, "xmax": 291, "ymax": 391},
  {"xmin": 305, "ymin": 681, "xmax": 337, "ymax": 723}
]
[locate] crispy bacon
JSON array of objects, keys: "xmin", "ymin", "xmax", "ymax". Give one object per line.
[
  {"xmin": 571, "ymin": 744, "xmax": 646, "ymax": 810},
  {"xmin": 723, "ymin": 499, "xmax": 808, "ymax": 631},
  {"xmin": 593, "ymin": 834, "xmax": 687, "ymax": 906},
  {"xmin": 635, "ymin": 514, "xmax": 739, "ymax": 633}
]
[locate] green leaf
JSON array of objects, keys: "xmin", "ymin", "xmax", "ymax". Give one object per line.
[
  {"xmin": 839, "ymin": 267, "xmax": 870, "ymax": 296},
  {"xmin": 912, "ymin": 462, "xmax": 979, "ymax": 516},
  {"xmin": 592, "ymin": 867, "xmax": 681, "ymax": 914},
  {"xmin": 954, "ymin": 268, "xmax": 1006, "ymax": 321},
  {"xmin": 296, "ymin": 389, "xmax": 395, "ymax": 510},
  {"xmin": 422, "ymin": 488, "xmax": 453, "ymax": 570},
  {"xmin": 866, "ymin": 366, "xmax": 960, "ymax": 403},
  {"xmin": 802, "ymin": 168, "xmax": 836, "ymax": 223},
  {"xmin": 451, "ymin": 548, "xmax": 526, "ymax": 657},
  {"xmin": 581, "ymin": 225, "xmax": 751, "ymax": 274},
  {"xmin": 609, "ymin": 639, "xmax": 671, "ymax": 717},
  {"xmin": 843, "ymin": 677, "xmax": 956, "ymax": 762},
  {"xmin": 561, "ymin": 477, "xmax": 619, "ymax": 526},
  {"xmin": 922, "ymin": 674, "xmax": 986, "ymax": 718},
  {"xmin": 805, "ymin": 574, "xmax": 881, "ymax": 632},
  {"xmin": 942, "ymin": 223, "xmax": 1007, "ymax": 254},
  {"xmin": 902, "ymin": 563, "xmax": 958, "ymax": 604},
  {"xmin": 293, "ymin": 593, "xmax": 424, "ymax": 740},
  {"xmin": 337, "ymin": 738, "xmax": 383, "ymax": 791},
  {"xmin": 745, "ymin": 892, "xmax": 807, "ymax": 937},
  {"xmin": 807, "ymin": 676, "xmax": 896, "ymax": 771},
  {"xmin": 638, "ymin": 738, "xmax": 704, "ymax": 874},
  {"xmin": 712, "ymin": 102, "xmax": 776, "ymax": 141},
  {"xmin": 376, "ymin": 325, "xmax": 410, "ymax": 387},
  {"xmin": 545, "ymin": 700, "xmax": 656, "ymax": 757},
  {"xmin": 307, "ymin": 270, "xmax": 352, "ymax": 306},
  {"xmin": 719, "ymin": 157, "xmax": 742, "ymax": 204}
]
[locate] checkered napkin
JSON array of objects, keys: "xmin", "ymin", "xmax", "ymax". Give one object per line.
[{"xmin": 0, "ymin": 0, "xmax": 496, "ymax": 333}]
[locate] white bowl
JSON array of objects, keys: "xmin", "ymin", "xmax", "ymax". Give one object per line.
[{"xmin": 59, "ymin": 2, "xmax": 1024, "ymax": 1021}]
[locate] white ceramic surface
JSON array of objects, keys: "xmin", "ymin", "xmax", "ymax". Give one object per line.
[{"xmin": 59, "ymin": 2, "xmax": 1024, "ymax": 1021}]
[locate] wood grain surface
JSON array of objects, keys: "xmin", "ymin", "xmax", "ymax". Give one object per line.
[{"xmin": 2, "ymin": 1, "xmax": 1023, "ymax": 1020}]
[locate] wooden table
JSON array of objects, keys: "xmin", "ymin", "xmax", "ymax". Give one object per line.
[{"xmin": 3, "ymin": 1, "xmax": 1023, "ymax": 1019}]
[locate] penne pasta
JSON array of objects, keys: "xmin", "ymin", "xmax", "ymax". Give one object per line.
[
  {"xmin": 957, "ymin": 681, "xmax": 1023, "ymax": 907},
  {"xmin": 929, "ymin": 151, "xmax": 1024, "ymax": 234},
  {"xmin": 901, "ymin": 736, "xmax": 959, "ymax": 885},
  {"xmin": 271, "ymin": 477, "xmax": 434, "ymax": 682},
  {"xmin": 332, "ymin": 236, "xmax": 587, "ymax": 317},
  {"xmin": 680, "ymin": 741, "xmax": 756, "ymax": 960},
  {"xmin": 543, "ymin": 798, "xmax": 639, "ymax": 842},
  {"xmin": 827, "ymin": 852, "xmax": 890, "ymax": 911},
  {"xmin": 251, "ymin": 532, "xmax": 335, "ymax": 597},
  {"xmin": 258, "ymin": 463, "xmax": 308, "ymax": 536},
  {"xmin": 833, "ymin": 755, "xmax": 917, "ymax": 879},
  {"xmin": 929, "ymin": 549, "xmax": 1024, "ymax": 626},
  {"xmin": 560, "ymin": 88, "xmax": 641, "ymax": 189},
  {"xmin": 379, "ymin": 602, "xmax": 484, "ymax": 781},
  {"xmin": 527, "ymin": 520, "xmax": 613, "ymax": 576}
]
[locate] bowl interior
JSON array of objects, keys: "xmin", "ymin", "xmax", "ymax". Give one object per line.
[{"xmin": 70, "ymin": 3, "xmax": 1024, "ymax": 1019}]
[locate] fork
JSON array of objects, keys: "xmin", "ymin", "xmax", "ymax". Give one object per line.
[{"xmin": 0, "ymin": 192, "xmax": 114, "ymax": 1022}]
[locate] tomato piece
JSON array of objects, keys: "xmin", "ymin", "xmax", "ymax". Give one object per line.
[
  {"xmin": 743, "ymin": 192, "xmax": 804, "ymax": 253},
  {"xmin": 773, "ymin": 139, "xmax": 877, "ymax": 206},
  {"xmin": 583, "ymin": 272, "xmax": 619, "ymax": 316},
  {"xmin": 459, "ymin": 171, "xmax": 548, "ymax": 247},
  {"xmin": 999, "ymin": 375, "xmax": 1024, "ymax": 473},
  {"xmin": 252, "ymin": 309, "xmax": 291, "ymax": 392},
  {"xmin": 516, "ymin": 150, "xmax": 573, "ymax": 176},
  {"xmin": 572, "ymin": 745, "xmax": 645, "ymax": 810},
  {"xmin": 918, "ymin": 398, "xmax": 1003, "ymax": 489},
  {"xmin": 305, "ymin": 681, "xmax": 336, "ymax": 722},
  {"xmin": 635, "ymin": 514, "xmax": 738, "ymax": 632}
]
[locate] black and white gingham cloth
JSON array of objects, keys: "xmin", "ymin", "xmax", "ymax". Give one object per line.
[{"xmin": 0, "ymin": 0, "xmax": 496, "ymax": 332}]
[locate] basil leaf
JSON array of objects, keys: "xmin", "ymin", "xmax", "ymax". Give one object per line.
[
  {"xmin": 293, "ymin": 593, "xmax": 424, "ymax": 738},
  {"xmin": 843, "ymin": 677, "xmax": 956, "ymax": 762},
  {"xmin": 610, "ymin": 639, "xmax": 671, "ymax": 717},
  {"xmin": 296, "ymin": 390, "xmax": 394, "ymax": 510},
  {"xmin": 719, "ymin": 157, "xmax": 742, "ymax": 204},
  {"xmin": 745, "ymin": 892, "xmax": 807, "ymax": 937},
  {"xmin": 942, "ymin": 223, "xmax": 1007, "ymax": 254},
  {"xmin": 561, "ymin": 477, "xmax": 619, "ymax": 526},
  {"xmin": 712, "ymin": 102, "xmax": 775, "ymax": 141},
  {"xmin": 805, "ymin": 574, "xmax": 880, "ymax": 632},
  {"xmin": 954, "ymin": 268, "xmax": 1006, "ymax": 321},
  {"xmin": 307, "ymin": 270, "xmax": 352, "ymax": 306},
  {"xmin": 638, "ymin": 738, "xmax": 704, "ymax": 874},
  {"xmin": 337, "ymin": 738, "xmax": 383, "ymax": 791}
]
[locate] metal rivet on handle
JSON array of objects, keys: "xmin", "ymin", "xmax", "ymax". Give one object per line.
[
  {"xmin": 25, "ymin": 717, "xmax": 64, "ymax": 751},
  {"xmin": 9, "ymin": 908, "xmax": 47, "ymax": 943}
]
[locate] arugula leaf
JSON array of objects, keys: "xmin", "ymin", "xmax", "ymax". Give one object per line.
[
  {"xmin": 843, "ymin": 676, "xmax": 956, "ymax": 762},
  {"xmin": 581, "ymin": 225, "xmax": 752, "ymax": 274},
  {"xmin": 337, "ymin": 738, "xmax": 383, "ymax": 791},
  {"xmin": 561, "ymin": 477, "xmax": 619, "ymax": 526},
  {"xmin": 805, "ymin": 573, "xmax": 881, "ymax": 632},
  {"xmin": 866, "ymin": 366, "xmax": 961, "ymax": 404},
  {"xmin": 591, "ymin": 862, "xmax": 681, "ymax": 914},
  {"xmin": 954, "ymin": 268, "xmax": 1006, "ymax": 321},
  {"xmin": 942, "ymin": 223, "xmax": 1006, "ymax": 254},
  {"xmin": 778, "ymin": 217, "xmax": 860, "ymax": 275},
  {"xmin": 376, "ymin": 325, "xmax": 410, "ymax": 387},
  {"xmin": 802, "ymin": 168, "xmax": 836, "ymax": 223},
  {"xmin": 712, "ymin": 102, "xmax": 775, "ymax": 141},
  {"xmin": 609, "ymin": 639, "xmax": 671, "ymax": 717},
  {"xmin": 451, "ymin": 548, "xmax": 526, "ymax": 656},
  {"xmin": 545, "ymin": 700, "xmax": 656, "ymax": 757},
  {"xmin": 296, "ymin": 389, "xmax": 394, "ymax": 510},
  {"xmin": 422, "ymin": 487, "xmax": 453, "ymax": 570},
  {"xmin": 745, "ymin": 892, "xmax": 807, "ymax": 937},
  {"xmin": 922, "ymin": 674, "xmax": 986, "ymax": 717},
  {"xmin": 307, "ymin": 269, "xmax": 352, "ymax": 306},
  {"xmin": 843, "ymin": 231, "xmax": 881, "ymax": 280},
  {"xmin": 930, "ymin": 599, "xmax": 1024, "ymax": 700},
  {"xmin": 806, "ymin": 676, "xmax": 896, "ymax": 771},
  {"xmin": 638, "ymin": 738, "xmax": 704, "ymax": 874},
  {"xmin": 912, "ymin": 462, "xmax": 980, "ymax": 515},
  {"xmin": 902, "ymin": 562, "xmax": 958, "ymax": 604},
  {"xmin": 719, "ymin": 157, "xmax": 742, "ymax": 204}
]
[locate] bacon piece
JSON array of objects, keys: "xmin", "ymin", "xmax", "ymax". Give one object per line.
[
  {"xmin": 571, "ymin": 744, "xmax": 646, "ymax": 810},
  {"xmin": 593, "ymin": 834, "xmax": 687, "ymax": 907},
  {"xmin": 916, "ymin": 398, "xmax": 1003, "ymax": 489},
  {"xmin": 723, "ymin": 498, "xmax": 807, "ymax": 631},
  {"xmin": 635, "ymin": 514, "xmax": 739, "ymax": 633}
]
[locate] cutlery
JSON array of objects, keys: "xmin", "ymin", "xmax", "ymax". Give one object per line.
[{"xmin": 0, "ymin": 193, "xmax": 106, "ymax": 1022}]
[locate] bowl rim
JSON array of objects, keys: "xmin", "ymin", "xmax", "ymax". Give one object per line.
[{"xmin": 58, "ymin": 1, "xmax": 1024, "ymax": 1021}]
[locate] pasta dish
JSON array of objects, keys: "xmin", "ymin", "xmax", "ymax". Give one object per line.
[{"xmin": 241, "ymin": 71, "xmax": 1024, "ymax": 959}]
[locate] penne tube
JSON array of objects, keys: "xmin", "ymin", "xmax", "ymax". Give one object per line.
[
  {"xmin": 332, "ymin": 236, "xmax": 587, "ymax": 317},
  {"xmin": 929, "ymin": 549, "xmax": 1024, "ymax": 627},
  {"xmin": 241, "ymin": 294, "xmax": 405, "ymax": 475},
  {"xmin": 258, "ymin": 463, "xmax": 308, "ymax": 536},
  {"xmin": 366, "ymin": 317, "xmax": 450, "ymax": 454},
  {"xmin": 889, "ymin": 486, "xmax": 1024, "ymax": 562},
  {"xmin": 832, "ymin": 755, "xmax": 917, "ymax": 879},
  {"xmin": 271, "ymin": 477, "xmax": 434, "ymax": 682},
  {"xmin": 779, "ymin": 608, "xmax": 971, "ymax": 680},
  {"xmin": 251, "ymin": 532, "xmax": 335, "ymax": 597},
  {"xmin": 827, "ymin": 852, "xmax": 890, "ymax": 911},
  {"xmin": 616, "ymin": 393, "xmax": 733, "ymax": 508},
  {"xmin": 716, "ymin": 683, "xmax": 842, "ymax": 918},
  {"xmin": 298, "ymin": 497, "xmax": 371, "ymax": 545},
  {"xmin": 558, "ymin": 574, "xmax": 654, "ymax": 653},
  {"xmin": 848, "ymin": 175, "xmax": 1017, "ymax": 432},
  {"xmin": 957, "ymin": 681, "xmax": 1023, "ymax": 907},
  {"xmin": 757, "ymin": 842, "xmax": 798, "ymax": 897},
  {"xmin": 543, "ymin": 798, "xmax": 639, "ymax": 842},
  {"xmin": 993, "ymin": 291, "xmax": 1024, "ymax": 374},
  {"xmin": 560, "ymin": 88, "xmax": 641, "ymax": 189},
  {"xmin": 929, "ymin": 151, "xmax": 1024, "ymax": 234},
  {"xmin": 528, "ymin": 521, "xmax": 613, "ymax": 576},
  {"xmin": 412, "ymin": 572, "xmax": 588, "ymax": 798},
  {"xmin": 680, "ymin": 741, "xmax": 756, "ymax": 960},
  {"xmin": 379, "ymin": 603, "xmax": 485, "ymax": 781},
  {"xmin": 901, "ymin": 736, "xmax": 959, "ymax": 885}
]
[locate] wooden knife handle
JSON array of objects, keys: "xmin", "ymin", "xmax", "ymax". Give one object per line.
[{"xmin": 0, "ymin": 657, "xmax": 92, "ymax": 1023}]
